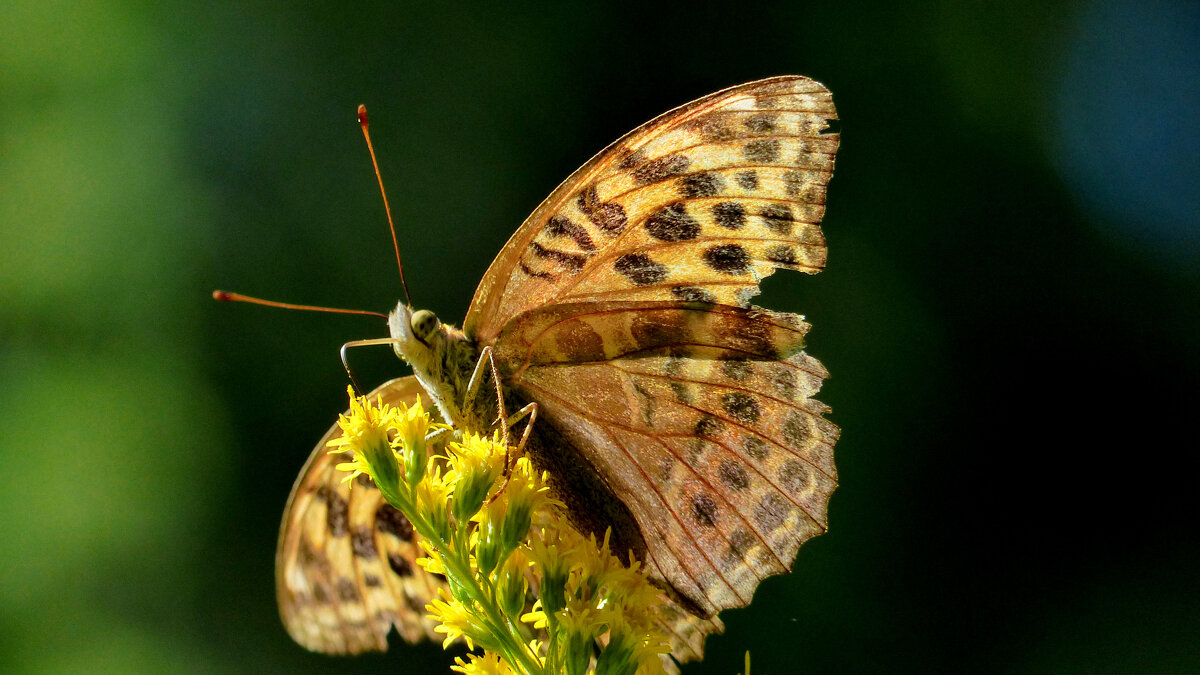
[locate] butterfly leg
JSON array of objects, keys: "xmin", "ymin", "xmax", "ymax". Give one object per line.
[
  {"xmin": 461, "ymin": 345, "xmax": 516, "ymax": 442},
  {"xmin": 500, "ymin": 402, "xmax": 538, "ymax": 458},
  {"xmin": 482, "ymin": 401, "xmax": 539, "ymax": 506}
]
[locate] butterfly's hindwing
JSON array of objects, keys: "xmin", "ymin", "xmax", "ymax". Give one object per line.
[
  {"xmin": 276, "ymin": 376, "xmax": 446, "ymax": 654},
  {"xmin": 493, "ymin": 300, "xmax": 838, "ymax": 616}
]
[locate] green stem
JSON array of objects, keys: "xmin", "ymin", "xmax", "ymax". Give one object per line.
[{"xmin": 382, "ymin": 488, "xmax": 545, "ymax": 675}]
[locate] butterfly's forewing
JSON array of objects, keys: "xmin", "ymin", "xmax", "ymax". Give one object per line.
[
  {"xmin": 465, "ymin": 76, "xmax": 838, "ymax": 343},
  {"xmin": 472, "ymin": 76, "xmax": 840, "ymax": 618},
  {"xmin": 276, "ymin": 376, "xmax": 446, "ymax": 654}
]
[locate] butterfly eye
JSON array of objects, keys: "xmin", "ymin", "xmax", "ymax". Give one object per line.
[{"xmin": 410, "ymin": 309, "xmax": 440, "ymax": 342}]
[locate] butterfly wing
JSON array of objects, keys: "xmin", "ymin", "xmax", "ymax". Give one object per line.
[
  {"xmin": 465, "ymin": 75, "xmax": 838, "ymax": 343},
  {"xmin": 657, "ymin": 600, "xmax": 724, "ymax": 667},
  {"xmin": 471, "ymin": 76, "xmax": 840, "ymax": 619},
  {"xmin": 276, "ymin": 376, "xmax": 446, "ymax": 654},
  {"xmin": 495, "ymin": 301, "xmax": 838, "ymax": 617}
]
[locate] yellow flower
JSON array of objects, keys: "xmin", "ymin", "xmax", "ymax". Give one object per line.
[
  {"xmin": 498, "ymin": 457, "xmax": 555, "ymax": 552},
  {"xmin": 395, "ymin": 396, "xmax": 437, "ymax": 488},
  {"xmin": 427, "ymin": 588, "xmax": 492, "ymax": 651},
  {"xmin": 326, "ymin": 386, "xmax": 401, "ymax": 492},
  {"xmin": 412, "ymin": 464, "xmax": 452, "ymax": 539},
  {"xmin": 320, "ymin": 385, "xmax": 676, "ymax": 675},
  {"xmin": 520, "ymin": 598, "xmax": 549, "ymax": 631},
  {"xmin": 495, "ymin": 549, "xmax": 530, "ymax": 619},
  {"xmin": 451, "ymin": 652, "xmax": 516, "ymax": 675},
  {"xmin": 526, "ymin": 529, "xmax": 572, "ymax": 616},
  {"xmin": 474, "ymin": 505, "xmax": 504, "ymax": 576},
  {"xmin": 594, "ymin": 610, "xmax": 671, "ymax": 675},
  {"xmin": 446, "ymin": 432, "xmax": 506, "ymax": 524},
  {"xmin": 558, "ymin": 607, "xmax": 604, "ymax": 675}
]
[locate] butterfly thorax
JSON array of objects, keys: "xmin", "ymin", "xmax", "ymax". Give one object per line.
[{"xmin": 387, "ymin": 303, "xmax": 493, "ymax": 429}]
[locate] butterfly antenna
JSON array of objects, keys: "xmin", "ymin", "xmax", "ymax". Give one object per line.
[
  {"xmin": 358, "ymin": 105, "xmax": 412, "ymax": 308},
  {"xmin": 212, "ymin": 290, "xmax": 388, "ymax": 318}
]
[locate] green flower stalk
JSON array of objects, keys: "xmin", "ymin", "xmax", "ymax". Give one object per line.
[{"xmin": 327, "ymin": 387, "xmax": 675, "ymax": 675}]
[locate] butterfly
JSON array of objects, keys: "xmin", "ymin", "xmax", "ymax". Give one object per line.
[{"xmin": 275, "ymin": 75, "xmax": 840, "ymax": 662}]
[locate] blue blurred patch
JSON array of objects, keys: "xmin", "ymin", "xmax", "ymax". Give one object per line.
[{"xmin": 1051, "ymin": 0, "xmax": 1200, "ymax": 274}]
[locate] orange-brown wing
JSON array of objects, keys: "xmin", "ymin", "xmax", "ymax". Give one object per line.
[
  {"xmin": 658, "ymin": 599, "xmax": 724, "ymax": 668},
  {"xmin": 276, "ymin": 376, "xmax": 446, "ymax": 654},
  {"xmin": 495, "ymin": 302, "xmax": 839, "ymax": 617},
  {"xmin": 465, "ymin": 76, "xmax": 838, "ymax": 344}
]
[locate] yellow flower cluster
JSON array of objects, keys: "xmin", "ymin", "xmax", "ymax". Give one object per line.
[{"xmin": 328, "ymin": 387, "xmax": 672, "ymax": 675}]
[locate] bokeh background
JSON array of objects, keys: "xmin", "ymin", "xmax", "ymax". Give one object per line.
[{"xmin": 2, "ymin": 1, "xmax": 1197, "ymax": 672}]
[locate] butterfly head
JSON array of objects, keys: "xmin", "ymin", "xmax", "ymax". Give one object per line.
[
  {"xmin": 387, "ymin": 302, "xmax": 474, "ymax": 425},
  {"xmin": 387, "ymin": 302, "xmax": 439, "ymax": 360}
]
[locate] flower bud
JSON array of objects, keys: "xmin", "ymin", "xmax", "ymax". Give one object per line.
[
  {"xmin": 474, "ymin": 509, "xmax": 503, "ymax": 577},
  {"xmin": 500, "ymin": 482, "xmax": 535, "ymax": 553},
  {"xmin": 594, "ymin": 624, "xmax": 637, "ymax": 675},
  {"xmin": 403, "ymin": 433, "xmax": 427, "ymax": 490},
  {"xmin": 495, "ymin": 552, "xmax": 528, "ymax": 620}
]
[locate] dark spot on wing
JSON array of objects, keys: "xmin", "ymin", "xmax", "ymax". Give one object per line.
[
  {"xmin": 352, "ymin": 527, "xmax": 378, "ymax": 559},
  {"xmin": 555, "ymin": 319, "xmax": 606, "ymax": 362},
  {"xmin": 337, "ymin": 578, "xmax": 360, "ymax": 602},
  {"xmin": 729, "ymin": 528, "xmax": 756, "ymax": 558},
  {"xmin": 670, "ymin": 381, "xmax": 693, "ymax": 404},
  {"xmin": 646, "ymin": 203, "xmax": 701, "ymax": 242},
  {"xmin": 633, "ymin": 154, "xmax": 690, "ymax": 183},
  {"xmin": 765, "ymin": 244, "xmax": 799, "ymax": 265},
  {"xmin": 702, "ymin": 244, "xmax": 751, "ymax": 274},
  {"xmin": 782, "ymin": 170, "xmax": 805, "ymax": 198},
  {"xmin": 755, "ymin": 492, "xmax": 788, "ymax": 531},
  {"xmin": 589, "ymin": 202, "xmax": 628, "ymax": 233},
  {"xmin": 519, "ymin": 261, "xmax": 555, "ymax": 279},
  {"xmin": 744, "ymin": 139, "xmax": 781, "ymax": 163},
  {"xmin": 760, "ymin": 204, "xmax": 794, "ymax": 235},
  {"xmin": 671, "ymin": 286, "xmax": 716, "ymax": 303},
  {"xmin": 631, "ymin": 311, "xmax": 689, "ymax": 349},
  {"xmin": 691, "ymin": 116, "xmax": 736, "ymax": 141},
  {"xmin": 782, "ymin": 412, "xmax": 811, "ymax": 449},
  {"xmin": 694, "ymin": 415, "xmax": 725, "ymax": 439},
  {"xmin": 531, "ymin": 241, "xmax": 587, "ymax": 273},
  {"xmin": 679, "ymin": 171, "xmax": 725, "ymax": 197},
  {"xmin": 713, "ymin": 201, "xmax": 746, "ymax": 230},
  {"xmin": 721, "ymin": 358, "xmax": 752, "ymax": 381},
  {"xmin": 744, "ymin": 436, "xmax": 769, "ymax": 461},
  {"xmin": 614, "ymin": 253, "xmax": 667, "ymax": 286},
  {"xmin": 779, "ymin": 459, "xmax": 810, "ymax": 493},
  {"xmin": 327, "ymin": 492, "xmax": 348, "ymax": 537},
  {"xmin": 721, "ymin": 392, "xmax": 761, "ymax": 425},
  {"xmin": 376, "ymin": 503, "xmax": 414, "ymax": 541},
  {"xmin": 719, "ymin": 460, "xmax": 750, "ymax": 491},
  {"xmin": 735, "ymin": 170, "xmax": 758, "ymax": 191},
  {"xmin": 617, "ymin": 147, "xmax": 647, "ymax": 169},
  {"xmin": 546, "ymin": 215, "xmax": 596, "ymax": 250},
  {"xmin": 692, "ymin": 493, "xmax": 719, "ymax": 527},
  {"xmin": 388, "ymin": 553, "xmax": 413, "ymax": 577},
  {"xmin": 577, "ymin": 185, "xmax": 628, "ymax": 233},
  {"xmin": 745, "ymin": 113, "xmax": 777, "ymax": 133}
]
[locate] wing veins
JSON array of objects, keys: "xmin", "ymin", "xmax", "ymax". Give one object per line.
[
  {"xmin": 527, "ymin": 377, "xmax": 790, "ymax": 577},
  {"xmin": 529, "ymin": 381, "xmax": 750, "ymax": 605},
  {"xmin": 605, "ymin": 365, "xmax": 836, "ymax": 479}
]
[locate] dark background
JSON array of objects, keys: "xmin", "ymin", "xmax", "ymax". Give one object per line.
[{"xmin": 2, "ymin": 1, "xmax": 1197, "ymax": 672}]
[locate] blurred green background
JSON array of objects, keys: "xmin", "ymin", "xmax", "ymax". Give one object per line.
[{"xmin": 2, "ymin": 0, "xmax": 1197, "ymax": 672}]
